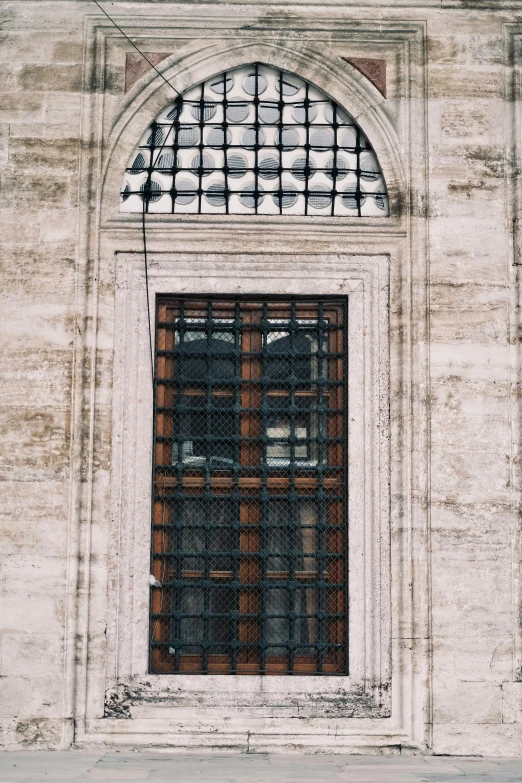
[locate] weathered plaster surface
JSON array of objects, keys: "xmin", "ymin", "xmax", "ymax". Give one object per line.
[{"xmin": 0, "ymin": 0, "xmax": 521, "ymax": 756}]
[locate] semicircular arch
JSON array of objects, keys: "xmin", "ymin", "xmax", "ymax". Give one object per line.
[{"xmin": 101, "ymin": 39, "xmax": 405, "ymax": 220}]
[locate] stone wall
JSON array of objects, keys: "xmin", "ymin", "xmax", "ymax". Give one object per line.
[
  {"xmin": 0, "ymin": 0, "xmax": 521, "ymax": 755},
  {"xmin": 0, "ymin": 3, "xmax": 84, "ymax": 749}
]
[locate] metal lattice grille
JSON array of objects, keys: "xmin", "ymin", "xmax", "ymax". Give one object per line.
[
  {"xmin": 150, "ymin": 296, "xmax": 348, "ymax": 675},
  {"xmin": 121, "ymin": 63, "xmax": 388, "ymax": 217}
]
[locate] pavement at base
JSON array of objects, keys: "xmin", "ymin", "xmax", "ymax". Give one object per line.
[{"xmin": 0, "ymin": 751, "xmax": 521, "ymax": 783}]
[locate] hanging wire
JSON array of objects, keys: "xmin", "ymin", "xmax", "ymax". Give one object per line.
[
  {"xmin": 91, "ymin": 0, "xmax": 179, "ymax": 653},
  {"xmin": 91, "ymin": 0, "xmax": 181, "ymax": 388},
  {"xmin": 142, "ymin": 200, "xmax": 154, "ymax": 385},
  {"xmin": 91, "ymin": 0, "xmax": 181, "ymax": 98}
]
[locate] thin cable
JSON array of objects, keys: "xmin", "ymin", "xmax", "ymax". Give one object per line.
[
  {"xmin": 92, "ymin": 0, "xmax": 162, "ymax": 384},
  {"xmin": 142, "ymin": 201, "xmax": 155, "ymax": 387},
  {"xmin": 94, "ymin": 0, "xmax": 172, "ymax": 670},
  {"xmin": 91, "ymin": 0, "xmax": 180, "ymax": 98}
]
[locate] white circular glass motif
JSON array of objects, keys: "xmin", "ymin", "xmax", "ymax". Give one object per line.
[
  {"xmin": 139, "ymin": 180, "xmax": 162, "ymax": 202},
  {"xmin": 177, "ymin": 126, "xmax": 198, "ymax": 147},
  {"xmin": 174, "ymin": 180, "xmax": 197, "ymax": 204},
  {"xmin": 239, "ymin": 185, "xmax": 264, "ymax": 208},
  {"xmin": 227, "ymin": 154, "xmax": 248, "ymax": 178},
  {"xmin": 207, "ymin": 127, "xmax": 230, "ymax": 148},
  {"xmin": 278, "ymin": 74, "xmax": 301, "ymax": 96},
  {"xmin": 292, "ymin": 103, "xmax": 318, "ymax": 124},
  {"xmin": 157, "ymin": 152, "xmax": 177, "ymax": 171},
  {"xmin": 242, "ymin": 127, "xmax": 265, "ymax": 150},
  {"xmin": 309, "ymin": 129, "xmax": 334, "ymax": 151},
  {"xmin": 258, "ymin": 157, "xmax": 279, "ymax": 180},
  {"xmin": 325, "ymin": 157, "xmax": 349, "ymax": 180},
  {"xmin": 341, "ymin": 186, "xmax": 366, "ymax": 210},
  {"xmin": 308, "ymin": 187, "xmax": 331, "ymax": 210},
  {"xmin": 210, "ymin": 76, "xmax": 233, "ymax": 94},
  {"xmin": 291, "ymin": 157, "xmax": 316, "ymax": 181},
  {"xmin": 206, "ymin": 183, "xmax": 227, "ymax": 206},
  {"xmin": 121, "ymin": 63, "xmax": 389, "ymax": 216},
  {"xmin": 227, "ymin": 102, "xmax": 249, "ymax": 123},
  {"xmin": 273, "ymin": 188, "xmax": 297, "ymax": 208},
  {"xmin": 130, "ymin": 153, "xmax": 146, "ymax": 173},
  {"xmin": 191, "ymin": 153, "xmax": 214, "ymax": 177},
  {"xmin": 244, "ymin": 72, "xmax": 267, "ymax": 95},
  {"xmin": 191, "ymin": 101, "xmax": 217, "ymax": 122},
  {"xmin": 259, "ymin": 103, "xmax": 280, "ymax": 124}
]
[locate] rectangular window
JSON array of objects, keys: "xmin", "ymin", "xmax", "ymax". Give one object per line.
[{"xmin": 150, "ymin": 295, "xmax": 348, "ymax": 674}]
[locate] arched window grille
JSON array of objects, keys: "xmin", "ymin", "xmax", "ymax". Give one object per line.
[{"xmin": 121, "ymin": 63, "xmax": 389, "ymax": 217}]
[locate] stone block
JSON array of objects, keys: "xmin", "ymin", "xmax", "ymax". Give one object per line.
[
  {"xmin": 0, "ymin": 174, "xmax": 71, "ymax": 208},
  {"xmin": 0, "ymin": 125, "xmax": 8, "ymax": 165},
  {"xmin": 430, "ymin": 376, "xmax": 510, "ymax": 420},
  {"xmin": 0, "ymin": 553, "xmax": 66, "ymax": 595},
  {"xmin": 18, "ymin": 64, "xmax": 82, "ymax": 93},
  {"xmin": 430, "ymin": 343, "xmax": 509, "ymax": 383},
  {"xmin": 429, "ymin": 217, "xmax": 507, "ymax": 262},
  {"xmin": 0, "ymin": 675, "xmax": 63, "ymax": 719},
  {"xmin": 432, "ymin": 722, "xmax": 520, "ymax": 756},
  {"xmin": 0, "ymin": 316, "xmax": 74, "ymax": 358},
  {"xmin": 0, "ymin": 243, "xmax": 75, "ymax": 300},
  {"xmin": 0, "ymin": 348, "xmax": 72, "ymax": 408},
  {"xmin": 0, "ymin": 210, "xmax": 42, "ymax": 244},
  {"xmin": 0, "ymin": 595, "xmax": 64, "ymax": 636},
  {"xmin": 433, "ymin": 682, "xmax": 502, "ymax": 724},
  {"xmin": 0, "ymin": 94, "xmax": 44, "ymax": 122},
  {"xmin": 0, "ymin": 406, "xmax": 70, "ymax": 482},
  {"xmin": 430, "ymin": 499, "xmax": 511, "ymax": 549},
  {"xmin": 440, "ymin": 101, "xmax": 495, "ymax": 141},
  {"xmin": 8, "ymin": 138, "xmax": 79, "ymax": 174},
  {"xmin": 0, "ymin": 633, "xmax": 62, "ymax": 677},
  {"xmin": 8, "ymin": 123, "xmax": 44, "ymax": 138},
  {"xmin": 0, "ymin": 481, "xmax": 68, "ymax": 555},
  {"xmin": 430, "ymin": 410, "xmax": 509, "ymax": 450},
  {"xmin": 431, "ymin": 559, "xmax": 512, "ymax": 638},
  {"xmin": 433, "ymin": 634, "xmax": 513, "ymax": 684},
  {"xmin": 430, "ymin": 281, "xmax": 506, "ymax": 313},
  {"xmin": 430, "ymin": 179, "xmax": 505, "ymax": 220},
  {"xmin": 43, "ymin": 123, "xmax": 81, "ymax": 140},
  {"xmin": 52, "ymin": 39, "xmax": 83, "ymax": 64},
  {"xmin": 39, "ymin": 209, "xmax": 78, "ymax": 243},
  {"xmin": 429, "ymin": 66, "xmax": 503, "ymax": 99},
  {"xmin": 44, "ymin": 93, "xmax": 81, "ymax": 127},
  {"xmin": 431, "ymin": 143, "xmax": 506, "ymax": 181},
  {"xmin": 501, "ymin": 682, "xmax": 522, "ymax": 724},
  {"xmin": 430, "ymin": 443, "xmax": 510, "ymax": 495},
  {"xmin": 469, "ymin": 33, "xmax": 505, "ymax": 66},
  {"xmin": 0, "ymin": 33, "xmax": 55, "ymax": 64},
  {"xmin": 427, "ymin": 35, "xmax": 470, "ymax": 65},
  {"xmin": 429, "ymin": 308, "xmax": 507, "ymax": 345},
  {"xmin": 0, "ymin": 64, "xmax": 21, "ymax": 93}
]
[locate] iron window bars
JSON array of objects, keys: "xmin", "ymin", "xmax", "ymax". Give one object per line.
[
  {"xmin": 151, "ymin": 296, "xmax": 348, "ymax": 675},
  {"xmin": 121, "ymin": 63, "xmax": 389, "ymax": 217}
]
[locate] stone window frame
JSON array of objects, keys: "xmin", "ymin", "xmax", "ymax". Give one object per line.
[
  {"xmin": 108, "ymin": 250, "xmax": 389, "ymax": 688},
  {"xmin": 68, "ymin": 17, "xmax": 430, "ymax": 753}
]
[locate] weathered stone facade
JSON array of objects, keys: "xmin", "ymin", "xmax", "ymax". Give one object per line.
[{"xmin": 0, "ymin": 0, "xmax": 521, "ymax": 756}]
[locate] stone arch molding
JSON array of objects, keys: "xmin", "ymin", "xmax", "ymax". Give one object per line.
[
  {"xmin": 120, "ymin": 63, "xmax": 388, "ymax": 217},
  {"xmin": 101, "ymin": 40, "xmax": 405, "ymax": 220}
]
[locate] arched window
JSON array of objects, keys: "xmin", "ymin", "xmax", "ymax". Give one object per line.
[{"xmin": 121, "ymin": 63, "xmax": 389, "ymax": 216}]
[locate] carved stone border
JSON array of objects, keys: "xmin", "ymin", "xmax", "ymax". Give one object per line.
[
  {"xmin": 67, "ymin": 12, "xmax": 430, "ymax": 752},
  {"xmin": 100, "ymin": 252, "xmax": 389, "ymax": 738},
  {"xmin": 503, "ymin": 24, "xmax": 522, "ymax": 690}
]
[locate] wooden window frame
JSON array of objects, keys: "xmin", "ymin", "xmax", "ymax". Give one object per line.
[{"xmin": 150, "ymin": 296, "xmax": 348, "ymax": 675}]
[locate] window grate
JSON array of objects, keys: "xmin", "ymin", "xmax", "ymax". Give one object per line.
[
  {"xmin": 150, "ymin": 295, "xmax": 348, "ymax": 675},
  {"xmin": 121, "ymin": 63, "xmax": 389, "ymax": 217}
]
